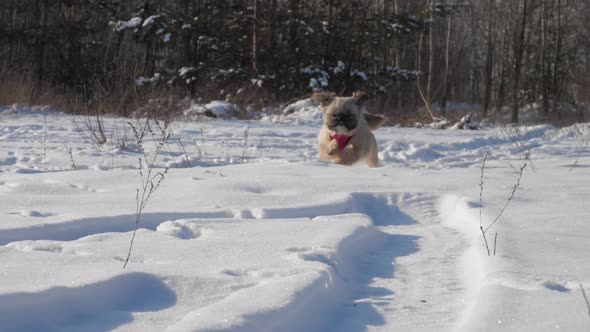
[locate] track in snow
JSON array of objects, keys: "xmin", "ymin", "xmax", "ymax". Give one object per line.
[{"xmin": 0, "ymin": 191, "xmax": 473, "ymax": 331}]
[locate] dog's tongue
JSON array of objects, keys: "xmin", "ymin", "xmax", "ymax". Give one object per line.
[{"xmin": 330, "ymin": 134, "xmax": 351, "ymax": 151}]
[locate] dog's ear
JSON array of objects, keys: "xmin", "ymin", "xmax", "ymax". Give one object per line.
[
  {"xmin": 364, "ymin": 113, "xmax": 385, "ymax": 131},
  {"xmin": 311, "ymin": 91, "xmax": 336, "ymax": 107},
  {"xmin": 352, "ymin": 91, "xmax": 369, "ymax": 107}
]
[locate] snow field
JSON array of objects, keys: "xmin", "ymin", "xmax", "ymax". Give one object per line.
[{"xmin": 1, "ymin": 104, "xmax": 589, "ymax": 331}]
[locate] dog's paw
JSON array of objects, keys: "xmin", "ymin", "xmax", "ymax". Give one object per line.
[
  {"xmin": 344, "ymin": 144, "xmax": 355, "ymax": 152},
  {"xmin": 327, "ymin": 140, "xmax": 339, "ymax": 156},
  {"xmin": 340, "ymin": 144, "xmax": 355, "ymax": 159}
]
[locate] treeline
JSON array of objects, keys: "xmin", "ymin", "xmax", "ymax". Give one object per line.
[{"xmin": 0, "ymin": 0, "xmax": 589, "ymax": 122}]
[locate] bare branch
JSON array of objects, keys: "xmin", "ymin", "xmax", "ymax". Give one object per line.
[
  {"xmin": 123, "ymin": 120, "xmax": 171, "ymax": 268},
  {"xmin": 416, "ymin": 82, "xmax": 436, "ymax": 122},
  {"xmin": 484, "ymin": 154, "xmax": 528, "ymax": 233},
  {"xmin": 581, "ymin": 283, "xmax": 590, "ymax": 319}
]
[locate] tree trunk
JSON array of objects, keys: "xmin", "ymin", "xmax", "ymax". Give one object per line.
[
  {"xmin": 193, "ymin": 1, "xmax": 200, "ymax": 67},
  {"xmin": 322, "ymin": 0, "xmax": 334, "ymax": 66},
  {"xmin": 7, "ymin": 1, "xmax": 16, "ymax": 64},
  {"xmin": 552, "ymin": 0, "xmax": 562, "ymax": 115},
  {"xmin": 183, "ymin": 0, "xmax": 192, "ymax": 65},
  {"xmin": 268, "ymin": 0, "xmax": 278, "ymax": 51},
  {"xmin": 497, "ymin": 27, "xmax": 509, "ymax": 120},
  {"xmin": 483, "ymin": 0, "xmax": 494, "ymax": 118},
  {"xmin": 511, "ymin": 0, "xmax": 528, "ymax": 124},
  {"xmin": 426, "ymin": 0, "xmax": 434, "ymax": 105},
  {"xmin": 539, "ymin": 0, "xmax": 548, "ymax": 114},
  {"xmin": 252, "ymin": 0, "xmax": 259, "ymax": 76},
  {"xmin": 415, "ymin": 31, "xmax": 425, "ymax": 112},
  {"xmin": 397, "ymin": 41, "xmax": 405, "ymax": 114},
  {"xmin": 34, "ymin": 0, "xmax": 49, "ymax": 99},
  {"xmin": 289, "ymin": 0, "xmax": 300, "ymax": 57},
  {"xmin": 441, "ymin": 15, "xmax": 453, "ymax": 118}
]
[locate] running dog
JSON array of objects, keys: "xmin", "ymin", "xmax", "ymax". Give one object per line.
[{"xmin": 313, "ymin": 91, "xmax": 384, "ymax": 167}]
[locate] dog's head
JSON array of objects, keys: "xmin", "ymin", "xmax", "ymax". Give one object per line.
[{"xmin": 312, "ymin": 91, "xmax": 369, "ymax": 135}]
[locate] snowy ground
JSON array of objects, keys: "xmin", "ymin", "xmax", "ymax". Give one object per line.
[{"xmin": 1, "ymin": 104, "xmax": 589, "ymax": 332}]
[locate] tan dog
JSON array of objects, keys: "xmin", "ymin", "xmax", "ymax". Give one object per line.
[{"xmin": 313, "ymin": 91, "xmax": 384, "ymax": 167}]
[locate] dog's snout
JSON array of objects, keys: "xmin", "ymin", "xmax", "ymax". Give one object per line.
[
  {"xmin": 329, "ymin": 112, "xmax": 357, "ymax": 131},
  {"xmin": 332, "ymin": 113, "xmax": 349, "ymax": 123}
]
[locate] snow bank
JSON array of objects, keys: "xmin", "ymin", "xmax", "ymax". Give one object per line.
[{"xmin": 260, "ymin": 98, "xmax": 323, "ymax": 126}]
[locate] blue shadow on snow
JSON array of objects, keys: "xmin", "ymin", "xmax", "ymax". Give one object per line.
[{"xmin": 0, "ymin": 272, "xmax": 176, "ymax": 332}]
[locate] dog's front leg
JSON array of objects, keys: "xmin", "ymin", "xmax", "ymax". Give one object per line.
[
  {"xmin": 330, "ymin": 143, "xmax": 356, "ymax": 165},
  {"xmin": 327, "ymin": 139, "xmax": 339, "ymax": 156},
  {"xmin": 342, "ymin": 143, "xmax": 355, "ymax": 159}
]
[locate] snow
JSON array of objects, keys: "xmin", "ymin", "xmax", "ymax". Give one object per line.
[
  {"xmin": 135, "ymin": 74, "xmax": 162, "ymax": 87},
  {"xmin": 111, "ymin": 17, "xmax": 142, "ymax": 31},
  {"xmin": 183, "ymin": 101, "xmax": 241, "ymax": 120},
  {"xmin": 0, "ymin": 104, "xmax": 589, "ymax": 331},
  {"xmin": 179, "ymin": 67, "xmax": 195, "ymax": 77},
  {"xmin": 302, "ymin": 66, "xmax": 330, "ymax": 90},
  {"xmin": 142, "ymin": 15, "xmax": 160, "ymax": 28},
  {"xmin": 351, "ymin": 70, "xmax": 368, "ymax": 81},
  {"xmin": 333, "ymin": 61, "xmax": 346, "ymax": 75}
]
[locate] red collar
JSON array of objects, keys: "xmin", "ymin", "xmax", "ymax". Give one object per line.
[{"xmin": 330, "ymin": 134, "xmax": 352, "ymax": 152}]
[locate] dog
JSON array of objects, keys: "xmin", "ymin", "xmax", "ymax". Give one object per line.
[{"xmin": 312, "ymin": 91, "xmax": 384, "ymax": 167}]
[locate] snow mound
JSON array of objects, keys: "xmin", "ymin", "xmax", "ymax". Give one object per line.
[
  {"xmin": 261, "ymin": 98, "xmax": 323, "ymax": 126},
  {"xmin": 156, "ymin": 220, "xmax": 202, "ymax": 240},
  {"xmin": 183, "ymin": 101, "xmax": 242, "ymax": 120}
]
